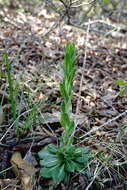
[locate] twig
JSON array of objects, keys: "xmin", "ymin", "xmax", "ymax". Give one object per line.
[
  {"xmin": 38, "ymin": 110, "xmax": 57, "ymax": 138},
  {"xmin": 85, "ymin": 163, "xmax": 103, "ymax": 190},
  {"xmin": 70, "ymin": 23, "xmax": 105, "ymax": 34},
  {"xmin": 76, "ymin": 20, "xmax": 90, "ymax": 115},
  {"xmin": 0, "ymin": 90, "xmax": 9, "ymax": 99},
  {"xmin": 72, "ymin": 0, "xmax": 96, "ymax": 8},
  {"xmin": 78, "ymin": 110, "xmax": 127, "ymax": 142},
  {"xmin": 42, "ymin": 20, "xmax": 62, "ymax": 39}
]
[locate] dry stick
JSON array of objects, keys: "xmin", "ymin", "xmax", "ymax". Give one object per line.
[
  {"xmin": 76, "ymin": 21, "xmax": 90, "ymax": 115},
  {"xmin": 42, "ymin": 20, "xmax": 61, "ymax": 39},
  {"xmin": 70, "ymin": 17, "xmax": 119, "ymax": 35},
  {"xmin": 72, "ymin": 0, "xmax": 96, "ymax": 7},
  {"xmin": 71, "ymin": 21, "xmax": 90, "ymax": 138},
  {"xmin": 38, "ymin": 110, "xmax": 57, "ymax": 138},
  {"xmin": 70, "ymin": 23, "xmax": 105, "ymax": 34},
  {"xmin": 41, "ymin": 12, "xmax": 65, "ymax": 40},
  {"xmin": 0, "ymin": 90, "xmax": 9, "ymax": 100},
  {"xmin": 85, "ymin": 163, "xmax": 103, "ymax": 190},
  {"xmin": 71, "ymin": 0, "xmax": 95, "ymax": 5},
  {"xmin": 78, "ymin": 110, "xmax": 127, "ymax": 143}
]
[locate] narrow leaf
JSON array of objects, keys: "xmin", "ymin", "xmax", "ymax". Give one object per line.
[
  {"xmin": 115, "ymin": 80, "xmax": 127, "ymax": 85},
  {"xmin": 60, "ymin": 82, "xmax": 68, "ymax": 101},
  {"xmin": 60, "ymin": 113, "xmax": 71, "ymax": 129},
  {"xmin": 118, "ymin": 87, "xmax": 127, "ymax": 97}
]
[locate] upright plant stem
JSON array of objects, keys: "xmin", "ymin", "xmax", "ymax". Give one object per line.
[
  {"xmin": 3, "ymin": 53, "xmax": 17, "ymax": 120},
  {"xmin": 60, "ymin": 43, "xmax": 76, "ymax": 147}
]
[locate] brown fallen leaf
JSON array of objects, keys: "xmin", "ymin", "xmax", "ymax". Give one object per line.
[{"xmin": 11, "ymin": 152, "xmax": 37, "ymax": 190}]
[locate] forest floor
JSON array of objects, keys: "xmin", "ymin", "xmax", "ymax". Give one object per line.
[{"xmin": 0, "ymin": 2, "xmax": 127, "ymax": 190}]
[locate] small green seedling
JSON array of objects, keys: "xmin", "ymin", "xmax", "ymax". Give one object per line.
[
  {"xmin": 115, "ymin": 80, "xmax": 127, "ymax": 97},
  {"xmin": 38, "ymin": 43, "xmax": 91, "ymax": 183}
]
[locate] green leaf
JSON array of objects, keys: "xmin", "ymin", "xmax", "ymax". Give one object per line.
[
  {"xmin": 60, "ymin": 113, "xmax": 71, "ymax": 129},
  {"xmin": 60, "ymin": 113, "xmax": 69, "ymax": 127},
  {"xmin": 40, "ymin": 167, "xmax": 52, "ymax": 178},
  {"xmin": 65, "ymin": 80, "xmax": 74, "ymax": 98},
  {"xmin": 61, "ymin": 99, "xmax": 71, "ymax": 114},
  {"xmin": 47, "ymin": 144, "xmax": 58, "ymax": 153},
  {"xmin": 69, "ymin": 160, "xmax": 83, "ymax": 171},
  {"xmin": 64, "ymin": 43, "xmax": 76, "ymax": 77},
  {"xmin": 68, "ymin": 67, "xmax": 75, "ymax": 84},
  {"xmin": 115, "ymin": 80, "xmax": 127, "ymax": 85},
  {"xmin": 38, "ymin": 147, "xmax": 56, "ymax": 159},
  {"xmin": 102, "ymin": 0, "xmax": 111, "ymax": 4},
  {"xmin": 60, "ymin": 82, "xmax": 68, "ymax": 101},
  {"xmin": 63, "ymin": 172, "xmax": 70, "ymax": 183},
  {"xmin": 61, "ymin": 101, "xmax": 66, "ymax": 113},
  {"xmin": 47, "ymin": 163, "xmax": 65, "ymax": 182},
  {"xmin": 65, "ymin": 144, "xmax": 75, "ymax": 152},
  {"xmin": 40, "ymin": 164, "xmax": 62, "ymax": 181},
  {"xmin": 118, "ymin": 87, "xmax": 127, "ymax": 97},
  {"xmin": 55, "ymin": 164, "xmax": 65, "ymax": 182},
  {"xmin": 40, "ymin": 157, "xmax": 59, "ymax": 167},
  {"xmin": 66, "ymin": 160, "xmax": 76, "ymax": 172},
  {"xmin": 68, "ymin": 120, "xmax": 75, "ymax": 132}
]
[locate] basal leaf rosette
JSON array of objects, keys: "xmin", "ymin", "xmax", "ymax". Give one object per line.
[{"xmin": 38, "ymin": 144, "xmax": 91, "ymax": 182}]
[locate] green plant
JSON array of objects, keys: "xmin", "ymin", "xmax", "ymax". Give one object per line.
[
  {"xmin": 17, "ymin": 103, "xmax": 39, "ymax": 135},
  {"xmin": 3, "ymin": 53, "xmax": 17, "ymax": 120},
  {"xmin": 38, "ymin": 43, "xmax": 91, "ymax": 183},
  {"xmin": 60, "ymin": 43, "xmax": 76, "ymax": 146},
  {"xmin": 115, "ymin": 80, "xmax": 127, "ymax": 97},
  {"xmin": 2, "ymin": 53, "xmax": 39, "ymax": 136}
]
